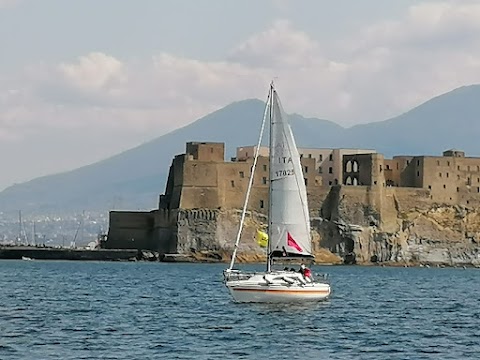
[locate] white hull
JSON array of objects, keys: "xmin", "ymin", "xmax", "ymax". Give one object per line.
[{"xmin": 225, "ymin": 272, "xmax": 331, "ymax": 303}]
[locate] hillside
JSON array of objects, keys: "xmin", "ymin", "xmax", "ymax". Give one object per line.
[{"xmin": 1, "ymin": 85, "xmax": 480, "ymax": 213}]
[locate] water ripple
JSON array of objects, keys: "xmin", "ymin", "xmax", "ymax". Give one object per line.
[{"xmin": 0, "ymin": 262, "xmax": 479, "ymax": 359}]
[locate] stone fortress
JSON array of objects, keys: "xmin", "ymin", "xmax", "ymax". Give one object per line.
[{"xmin": 106, "ymin": 142, "xmax": 480, "ymax": 266}]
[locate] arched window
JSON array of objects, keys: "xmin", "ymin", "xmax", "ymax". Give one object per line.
[
  {"xmin": 346, "ymin": 160, "xmax": 352, "ymax": 173},
  {"xmin": 353, "ymin": 161, "xmax": 359, "ymax": 172}
]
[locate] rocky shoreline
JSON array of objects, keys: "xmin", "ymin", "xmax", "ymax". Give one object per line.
[{"xmin": 143, "ymin": 249, "xmax": 480, "ymax": 268}]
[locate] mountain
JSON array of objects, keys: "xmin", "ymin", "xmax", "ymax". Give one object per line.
[
  {"xmin": 343, "ymin": 85, "xmax": 480, "ymax": 157},
  {"xmin": 1, "ymin": 85, "xmax": 480, "ymax": 213}
]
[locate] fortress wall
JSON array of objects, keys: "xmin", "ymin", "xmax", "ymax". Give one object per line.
[
  {"xmin": 180, "ymin": 187, "xmax": 221, "ymax": 209},
  {"xmin": 106, "ymin": 211, "xmax": 153, "ymax": 250},
  {"xmin": 179, "ymin": 162, "xmax": 220, "ymax": 209},
  {"xmin": 176, "ymin": 209, "xmax": 221, "ymax": 253},
  {"xmin": 172, "ymin": 155, "xmax": 186, "ymax": 187},
  {"xmin": 218, "ymin": 162, "xmax": 254, "ymax": 210},
  {"xmin": 182, "ymin": 161, "xmax": 218, "ymax": 187},
  {"xmin": 389, "ymin": 187, "xmax": 432, "ymax": 213}
]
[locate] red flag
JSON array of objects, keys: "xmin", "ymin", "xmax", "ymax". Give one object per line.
[{"xmin": 287, "ymin": 232, "xmax": 303, "ymax": 252}]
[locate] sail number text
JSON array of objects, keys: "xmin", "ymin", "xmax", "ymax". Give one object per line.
[{"xmin": 276, "ymin": 169, "xmax": 294, "ymax": 177}]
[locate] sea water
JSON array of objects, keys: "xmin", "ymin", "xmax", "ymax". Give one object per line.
[{"xmin": 0, "ymin": 261, "xmax": 479, "ymax": 359}]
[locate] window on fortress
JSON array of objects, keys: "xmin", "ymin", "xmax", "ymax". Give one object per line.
[
  {"xmin": 417, "ymin": 171, "xmax": 420, "ymax": 177},
  {"xmin": 478, "ymin": 187, "xmax": 480, "ymax": 193},
  {"xmin": 446, "ymin": 173, "xmax": 449, "ymax": 178},
  {"xmin": 262, "ymin": 177, "xmax": 267, "ymax": 185},
  {"xmin": 231, "ymin": 180, "xmax": 235, "ymax": 187},
  {"xmin": 458, "ymin": 166, "xmax": 461, "ymax": 170},
  {"xmin": 210, "ymin": 147, "xmax": 214, "ymax": 153},
  {"xmin": 335, "ymin": 179, "xmax": 338, "ymax": 185},
  {"xmin": 468, "ymin": 166, "xmax": 471, "ymax": 171},
  {"xmin": 457, "ymin": 187, "xmax": 460, "ymax": 192},
  {"xmin": 329, "ymin": 167, "xmax": 333, "ymax": 174},
  {"xmin": 428, "ymin": 185, "xmax": 431, "ymax": 190},
  {"xmin": 319, "ymin": 155, "xmax": 323, "ymax": 161},
  {"xmin": 329, "ymin": 181, "xmax": 333, "ymax": 185},
  {"xmin": 308, "ymin": 154, "xmax": 312, "ymax": 158},
  {"xmin": 439, "ymin": 172, "xmax": 442, "ymax": 177},
  {"xmin": 477, "ymin": 166, "xmax": 480, "ymax": 171},
  {"xmin": 319, "ymin": 167, "xmax": 323, "ymax": 174},
  {"xmin": 380, "ymin": 165, "xmax": 382, "ymax": 172},
  {"xmin": 239, "ymin": 171, "xmax": 245, "ymax": 178},
  {"xmin": 437, "ymin": 160, "xmax": 440, "ymax": 166},
  {"xmin": 304, "ymin": 166, "xmax": 309, "ymax": 173},
  {"xmin": 417, "ymin": 160, "xmax": 420, "ymax": 166},
  {"xmin": 300, "ymin": 154, "xmax": 303, "ymax": 159},
  {"xmin": 329, "ymin": 154, "xmax": 333, "ymax": 161},
  {"xmin": 304, "ymin": 178, "xmax": 308, "ymax": 186},
  {"xmin": 386, "ymin": 165, "xmax": 390, "ymax": 170},
  {"xmin": 263, "ymin": 164, "xmax": 267, "ymax": 172},
  {"xmin": 447, "ymin": 161, "xmax": 450, "ymax": 166},
  {"xmin": 478, "ymin": 178, "xmax": 480, "ymax": 183},
  {"xmin": 260, "ymin": 200, "xmax": 264, "ymax": 209},
  {"xmin": 443, "ymin": 184, "xmax": 446, "ymax": 189}
]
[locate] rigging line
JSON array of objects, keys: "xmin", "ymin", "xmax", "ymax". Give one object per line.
[{"xmin": 228, "ymin": 89, "xmax": 271, "ymax": 271}]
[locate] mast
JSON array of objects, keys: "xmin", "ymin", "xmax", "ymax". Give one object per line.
[
  {"xmin": 267, "ymin": 82, "xmax": 274, "ymax": 272},
  {"xmin": 18, "ymin": 210, "xmax": 22, "ymax": 245},
  {"xmin": 32, "ymin": 221, "xmax": 36, "ymax": 246}
]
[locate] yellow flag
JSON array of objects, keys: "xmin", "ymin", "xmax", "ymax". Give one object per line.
[{"xmin": 256, "ymin": 230, "xmax": 268, "ymax": 248}]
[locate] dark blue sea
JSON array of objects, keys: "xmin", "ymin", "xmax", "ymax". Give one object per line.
[{"xmin": 0, "ymin": 261, "xmax": 479, "ymax": 359}]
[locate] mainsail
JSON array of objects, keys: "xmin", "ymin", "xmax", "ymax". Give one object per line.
[{"xmin": 268, "ymin": 90, "xmax": 312, "ymax": 258}]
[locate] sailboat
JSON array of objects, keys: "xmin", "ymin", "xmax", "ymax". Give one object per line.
[{"xmin": 223, "ymin": 82, "xmax": 331, "ymax": 303}]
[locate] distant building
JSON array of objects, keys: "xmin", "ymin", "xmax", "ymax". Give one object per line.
[
  {"xmin": 159, "ymin": 141, "xmax": 318, "ymax": 212},
  {"xmin": 235, "ymin": 146, "xmax": 376, "ymax": 187},
  {"xmin": 343, "ymin": 149, "xmax": 480, "ymax": 205}
]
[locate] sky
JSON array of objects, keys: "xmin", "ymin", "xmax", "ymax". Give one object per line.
[{"xmin": 1, "ymin": 0, "xmax": 480, "ymax": 191}]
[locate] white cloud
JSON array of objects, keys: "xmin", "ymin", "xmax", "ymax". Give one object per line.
[
  {"xmin": 58, "ymin": 52, "xmax": 126, "ymax": 91},
  {"xmin": 229, "ymin": 20, "xmax": 323, "ymax": 68},
  {"xmin": 357, "ymin": 2, "xmax": 480, "ymax": 50},
  {"xmin": 2, "ymin": 1, "xmax": 480, "ymax": 190}
]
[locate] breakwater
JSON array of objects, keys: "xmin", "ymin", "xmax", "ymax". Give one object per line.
[{"xmin": 0, "ymin": 246, "xmax": 138, "ymax": 261}]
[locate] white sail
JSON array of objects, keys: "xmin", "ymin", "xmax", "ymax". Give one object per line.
[{"xmin": 268, "ymin": 90, "xmax": 312, "ymax": 258}]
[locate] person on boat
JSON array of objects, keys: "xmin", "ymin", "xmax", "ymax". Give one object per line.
[{"xmin": 299, "ymin": 264, "xmax": 313, "ymax": 282}]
